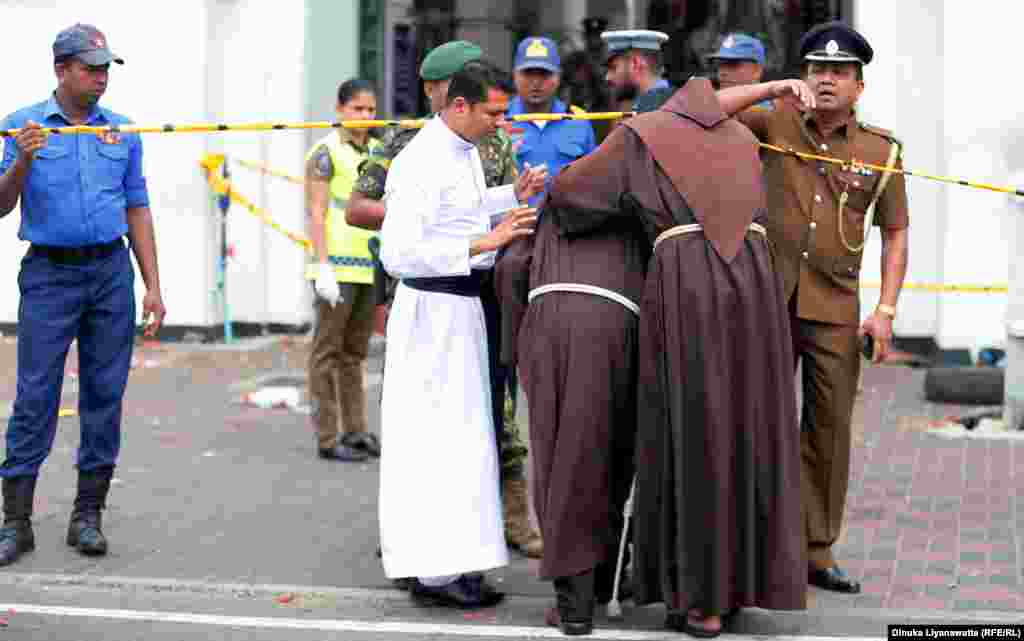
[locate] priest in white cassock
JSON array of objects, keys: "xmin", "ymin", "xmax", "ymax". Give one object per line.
[{"xmin": 378, "ymin": 66, "xmax": 547, "ymax": 609}]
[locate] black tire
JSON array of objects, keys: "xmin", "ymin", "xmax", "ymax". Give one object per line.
[{"xmin": 923, "ymin": 366, "xmax": 1004, "ymax": 406}]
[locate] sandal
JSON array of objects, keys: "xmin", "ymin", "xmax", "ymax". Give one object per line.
[{"xmin": 681, "ymin": 610, "xmax": 723, "ymax": 639}]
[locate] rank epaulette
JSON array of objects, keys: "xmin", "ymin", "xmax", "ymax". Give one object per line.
[{"xmin": 858, "ymin": 122, "xmax": 902, "ymax": 147}]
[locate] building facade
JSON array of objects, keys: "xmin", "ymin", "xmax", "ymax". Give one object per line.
[{"xmin": 1, "ymin": 1, "xmax": 1020, "ymax": 357}]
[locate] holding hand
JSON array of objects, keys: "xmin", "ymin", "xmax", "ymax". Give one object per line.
[
  {"xmin": 772, "ymin": 79, "xmax": 816, "ymax": 112},
  {"xmin": 858, "ymin": 310, "xmax": 892, "ymax": 364},
  {"xmin": 514, "ymin": 163, "xmax": 548, "ymax": 203},
  {"xmin": 14, "ymin": 120, "xmax": 48, "ymax": 161},
  {"xmin": 141, "ymin": 289, "xmax": 167, "ymax": 337},
  {"xmin": 486, "ymin": 207, "xmax": 537, "ymax": 251}
]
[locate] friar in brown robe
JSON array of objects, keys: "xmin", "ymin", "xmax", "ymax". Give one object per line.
[
  {"xmin": 495, "ymin": 172, "xmax": 649, "ymax": 634},
  {"xmin": 549, "ymin": 77, "xmax": 806, "ymax": 636}
]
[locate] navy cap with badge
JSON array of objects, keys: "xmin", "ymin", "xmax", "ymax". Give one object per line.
[
  {"xmin": 708, "ymin": 33, "xmax": 766, "ymax": 65},
  {"xmin": 53, "ymin": 23, "xmax": 124, "ymax": 66},
  {"xmin": 514, "ymin": 37, "xmax": 561, "ymax": 74},
  {"xmin": 798, "ymin": 20, "xmax": 873, "ymax": 65},
  {"xmin": 600, "ymin": 29, "xmax": 669, "ymax": 63}
]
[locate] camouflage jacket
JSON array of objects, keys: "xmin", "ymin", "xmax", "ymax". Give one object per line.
[{"xmin": 352, "ymin": 116, "xmax": 518, "ymax": 200}]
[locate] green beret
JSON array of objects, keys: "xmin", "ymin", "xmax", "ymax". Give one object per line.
[{"xmin": 419, "ymin": 40, "xmax": 483, "ymax": 81}]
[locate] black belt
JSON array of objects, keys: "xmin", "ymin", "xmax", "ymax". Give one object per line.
[
  {"xmin": 402, "ymin": 271, "xmax": 485, "ymax": 297},
  {"xmin": 29, "ymin": 238, "xmax": 124, "ymax": 264}
]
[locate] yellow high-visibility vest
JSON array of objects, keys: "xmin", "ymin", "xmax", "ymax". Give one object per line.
[{"xmin": 305, "ymin": 132, "xmax": 380, "ymax": 284}]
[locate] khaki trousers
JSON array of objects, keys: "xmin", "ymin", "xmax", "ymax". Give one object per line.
[
  {"xmin": 309, "ymin": 283, "xmax": 375, "ymax": 450},
  {"xmin": 791, "ymin": 311, "xmax": 861, "ymax": 568}
]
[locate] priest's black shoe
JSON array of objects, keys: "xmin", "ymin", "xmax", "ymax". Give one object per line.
[
  {"xmin": 809, "ymin": 565, "xmax": 861, "ymax": 594},
  {"xmin": 411, "ymin": 575, "xmax": 503, "ymax": 609},
  {"xmin": 318, "ymin": 443, "xmax": 369, "ymax": 462}
]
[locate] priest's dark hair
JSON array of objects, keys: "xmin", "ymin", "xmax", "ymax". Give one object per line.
[{"xmin": 445, "ymin": 66, "xmax": 499, "ymax": 106}]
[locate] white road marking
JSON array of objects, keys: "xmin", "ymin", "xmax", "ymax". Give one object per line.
[{"xmin": 0, "ymin": 603, "xmax": 882, "ymax": 640}]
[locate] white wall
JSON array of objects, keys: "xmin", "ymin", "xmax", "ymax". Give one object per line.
[
  {"xmin": 0, "ymin": 0, "xmax": 359, "ymax": 330},
  {"xmin": 858, "ymin": 1, "xmax": 1024, "ymax": 354},
  {"xmin": 0, "ymin": 1, "xmax": 211, "ymax": 326},
  {"xmin": 855, "ymin": 0, "xmax": 944, "ymax": 341}
]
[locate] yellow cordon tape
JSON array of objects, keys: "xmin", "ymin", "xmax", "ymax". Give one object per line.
[
  {"xmin": 199, "ymin": 154, "xmax": 313, "ymax": 254},
  {"xmin": 862, "ymin": 282, "xmax": 1008, "ymax": 294},
  {"xmin": 229, "ymin": 157, "xmax": 304, "ymax": 185},
  {"xmin": 4, "ymin": 112, "xmax": 1023, "ymax": 198},
  {"xmin": 758, "ymin": 143, "xmax": 1024, "ymax": 198}
]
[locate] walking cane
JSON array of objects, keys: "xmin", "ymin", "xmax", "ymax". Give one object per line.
[{"xmin": 606, "ymin": 477, "xmax": 636, "ymax": 619}]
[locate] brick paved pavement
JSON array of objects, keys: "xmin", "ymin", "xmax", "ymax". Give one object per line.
[{"xmin": 817, "ymin": 364, "xmax": 1024, "ymax": 613}]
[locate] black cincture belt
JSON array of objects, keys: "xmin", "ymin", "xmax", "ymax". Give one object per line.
[
  {"xmin": 402, "ymin": 271, "xmax": 485, "ymax": 297},
  {"xmin": 29, "ymin": 237, "xmax": 125, "ymax": 264}
]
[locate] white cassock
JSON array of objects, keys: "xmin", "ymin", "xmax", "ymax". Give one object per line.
[{"xmin": 378, "ymin": 116, "xmax": 517, "ymax": 579}]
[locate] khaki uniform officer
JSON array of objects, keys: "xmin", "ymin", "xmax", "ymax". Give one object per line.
[
  {"xmin": 734, "ymin": 21, "xmax": 910, "ymax": 594},
  {"xmin": 306, "ymin": 79, "xmax": 382, "ymax": 462}
]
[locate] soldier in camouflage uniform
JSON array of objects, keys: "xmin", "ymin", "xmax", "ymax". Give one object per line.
[{"xmin": 348, "ymin": 41, "xmax": 542, "ymax": 561}]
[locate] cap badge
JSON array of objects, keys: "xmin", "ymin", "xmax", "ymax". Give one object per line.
[
  {"xmin": 93, "ymin": 38, "xmax": 105, "ymax": 48},
  {"xmin": 825, "ymin": 40, "xmax": 839, "ymax": 56},
  {"xmin": 526, "ymin": 39, "xmax": 549, "ymax": 58},
  {"xmin": 723, "ymin": 35, "xmax": 735, "ymax": 48}
]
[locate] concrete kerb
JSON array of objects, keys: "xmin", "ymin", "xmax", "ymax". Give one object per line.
[{"xmin": 0, "ymin": 573, "xmax": 1021, "ymax": 631}]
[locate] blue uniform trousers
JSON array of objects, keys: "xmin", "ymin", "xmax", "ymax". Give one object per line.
[{"xmin": 2, "ymin": 244, "xmax": 135, "ymax": 478}]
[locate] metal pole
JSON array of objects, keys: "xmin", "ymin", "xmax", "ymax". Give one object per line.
[
  {"xmin": 1005, "ymin": 178, "xmax": 1024, "ymax": 430},
  {"xmin": 219, "ymin": 162, "xmax": 234, "ymax": 344}
]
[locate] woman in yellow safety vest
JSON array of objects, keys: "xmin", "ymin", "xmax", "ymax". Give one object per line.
[{"xmin": 305, "ymin": 78, "xmax": 382, "ymax": 462}]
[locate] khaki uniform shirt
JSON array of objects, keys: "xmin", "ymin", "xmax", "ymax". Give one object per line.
[{"xmin": 739, "ymin": 104, "xmax": 909, "ymax": 326}]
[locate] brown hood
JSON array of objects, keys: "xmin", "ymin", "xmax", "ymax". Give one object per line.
[{"xmin": 622, "ymin": 78, "xmax": 765, "ymax": 262}]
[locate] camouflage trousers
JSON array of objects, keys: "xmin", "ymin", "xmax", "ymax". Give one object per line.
[{"xmin": 500, "ymin": 386, "xmax": 528, "ymax": 481}]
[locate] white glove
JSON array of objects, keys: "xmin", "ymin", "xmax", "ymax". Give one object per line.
[{"xmin": 315, "ymin": 262, "xmax": 341, "ymax": 307}]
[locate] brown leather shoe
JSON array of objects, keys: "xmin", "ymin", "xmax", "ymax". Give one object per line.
[{"xmin": 502, "ymin": 477, "xmax": 543, "ymax": 558}]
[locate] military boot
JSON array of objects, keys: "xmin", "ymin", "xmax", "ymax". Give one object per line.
[
  {"xmin": 502, "ymin": 477, "xmax": 543, "ymax": 558},
  {"xmin": 0, "ymin": 475, "xmax": 37, "ymax": 566},
  {"xmin": 67, "ymin": 467, "xmax": 113, "ymax": 556}
]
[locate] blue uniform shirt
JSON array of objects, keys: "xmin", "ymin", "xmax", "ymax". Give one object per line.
[
  {"xmin": 506, "ymin": 97, "xmax": 596, "ymax": 205},
  {"xmin": 634, "ymin": 78, "xmax": 671, "ymax": 109},
  {"xmin": 0, "ymin": 95, "xmax": 149, "ymax": 247}
]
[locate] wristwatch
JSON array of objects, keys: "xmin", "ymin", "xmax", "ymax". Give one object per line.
[{"xmin": 876, "ymin": 304, "xmax": 897, "ymax": 320}]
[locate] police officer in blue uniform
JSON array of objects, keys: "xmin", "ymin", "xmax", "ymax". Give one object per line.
[
  {"xmin": 708, "ymin": 32, "xmax": 774, "ymax": 110},
  {"xmin": 600, "ymin": 29, "xmax": 673, "ymax": 112},
  {"xmin": 506, "ymin": 36, "xmax": 597, "ymax": 204},
  {"xmin": 0, "ymin": 24, "xmax": 165, "ymax": 566}
]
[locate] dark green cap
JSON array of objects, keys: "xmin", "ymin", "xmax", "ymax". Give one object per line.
[{"xmin": 419, "ymin": 40, "xmax": 483, "ymax": 81}]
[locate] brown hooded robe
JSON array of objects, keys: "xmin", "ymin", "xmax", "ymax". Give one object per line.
[
  {"xmin": 494, "ymin": 186, "xmax": 648, "ymax": 582},
  {"xmin": 550, "ymin": 78, "xmax": 806, "ymax": 615}
]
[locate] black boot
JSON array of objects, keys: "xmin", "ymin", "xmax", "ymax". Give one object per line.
[
  {"xmin": 550, "ymin": 570, "xmax": 596, "ymax": 636},
  {"xmin": 67, "ymin": 467, "xmax": 113, "ymax": 556},
  {"xmin": 0, "ymin": 476, "xmax": 37, "ymax": 566}
]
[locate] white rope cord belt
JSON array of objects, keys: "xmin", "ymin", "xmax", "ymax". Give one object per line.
[
  {"xmin": 528, "ymin": 283, "xmax": 640, "ymax": 316},
  {"xmin": 653, "ymin": 222, "xmax": 767, "ymax": 251}
]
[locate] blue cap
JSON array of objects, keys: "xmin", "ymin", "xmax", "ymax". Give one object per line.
[
  {"xmin": 514, "ymin": 37, "xmax": 561, "ymax": 73},
  {"xmin": 53, "ymin": 24, "xmax": 123, "ymax": 65},
  {"xmin": 798, "ymin": 21, "xmax": 873, "ymax": 65},
  {"xmin": 600, "ymin": 29, "xmax": 669, "ymax": 62},
  {"xmin": 709, "ymin": 33, "xmax": 765, "ymax": 64}
]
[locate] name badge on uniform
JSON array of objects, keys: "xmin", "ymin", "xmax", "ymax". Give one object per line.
[{"xmin": 97, "ymin": 131, "xmax": 121, "ymax": 145}]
